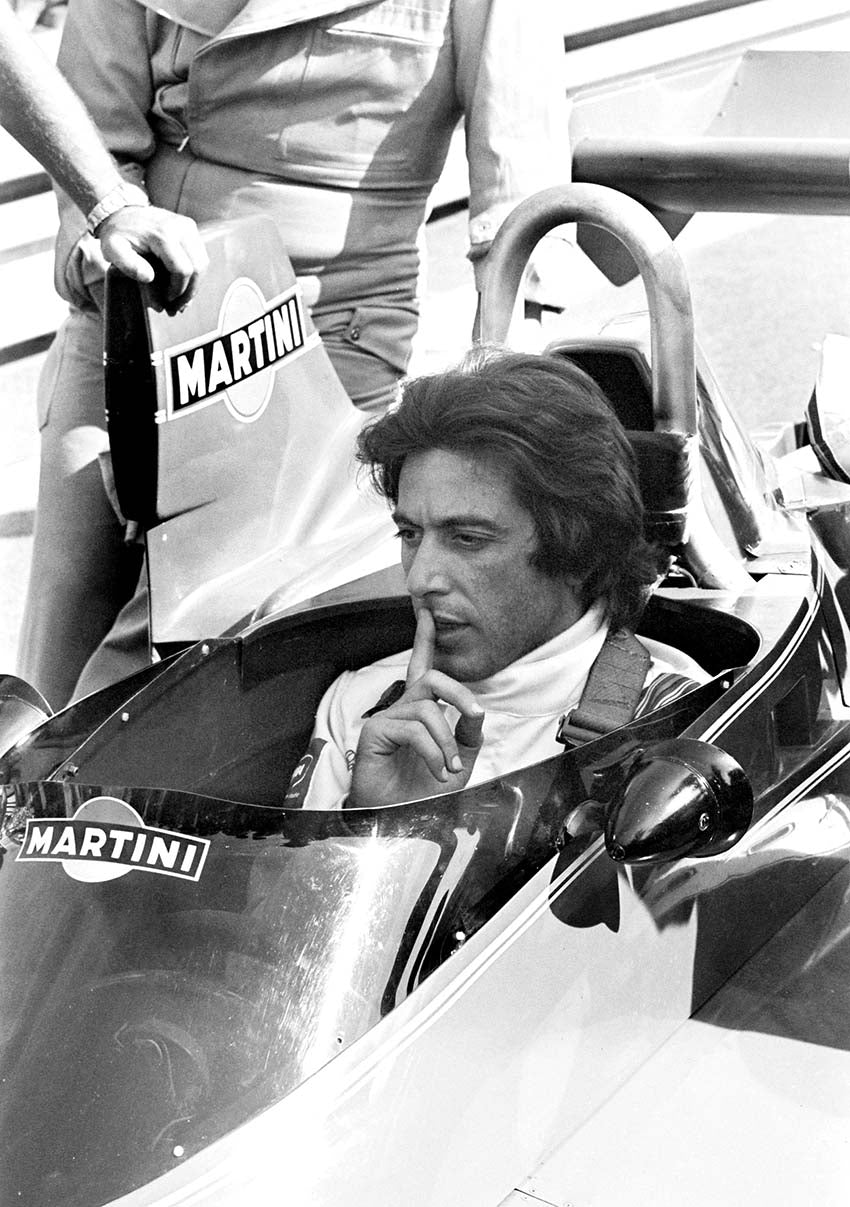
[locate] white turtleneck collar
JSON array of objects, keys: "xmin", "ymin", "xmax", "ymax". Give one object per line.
[{"xmin": 465, "ymin": 603, "xmax": 610, "ymax": 718}]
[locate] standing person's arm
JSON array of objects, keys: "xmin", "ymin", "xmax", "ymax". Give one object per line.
[
  {"xmin": 0, "ymin": 0, "xmax": 206, "ymax": 309},
  {"xmin": 454, "ymin": 0, "xmax": 577, "ymax": 311}
]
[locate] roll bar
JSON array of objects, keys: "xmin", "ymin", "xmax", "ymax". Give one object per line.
[{"xmin": 476, "ymin": 183, "xmax": 697, "ymax": 436}]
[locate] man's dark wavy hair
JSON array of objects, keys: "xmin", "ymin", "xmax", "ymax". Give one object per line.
[{"xmin": 357, "ymin": 348, "xmax": 660, "ymax": 631}]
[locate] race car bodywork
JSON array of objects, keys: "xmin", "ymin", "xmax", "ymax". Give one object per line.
[{"xmin": 2, "ymin": 182, "xmax": 850, "ymax": 1207}]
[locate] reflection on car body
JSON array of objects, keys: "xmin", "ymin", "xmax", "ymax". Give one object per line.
[{"xmin": 2, "ymin": 182, "xmax": 850, "ymax": 1207}]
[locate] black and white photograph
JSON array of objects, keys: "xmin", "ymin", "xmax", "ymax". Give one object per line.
[{"xmin": 2, "ymin": 2, "xmax": 850, "ymax": 1204}]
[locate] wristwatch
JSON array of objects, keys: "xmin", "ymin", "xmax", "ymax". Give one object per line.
[{"xmin": 85, "ymin": 180, "xmax": 150, "ymax": 235}]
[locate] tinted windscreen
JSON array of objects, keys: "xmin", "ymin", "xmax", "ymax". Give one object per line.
[
  {"xmin": 0, "ymin": 771, "xmax": 568, "ymax": 1206},
  {"xmin": 0, "ymin": 682, "xmax": 719, "ymax": 1205}
]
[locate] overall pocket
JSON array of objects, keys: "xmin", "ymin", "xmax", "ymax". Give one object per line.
[{"xmin": 277, "ymin": 0, "xmax": 451, "ymax": 177}]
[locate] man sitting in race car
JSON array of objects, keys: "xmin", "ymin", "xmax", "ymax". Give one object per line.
[{"xmin": 286, "ymin": 349, "xmax": 708, "ymax": 810}]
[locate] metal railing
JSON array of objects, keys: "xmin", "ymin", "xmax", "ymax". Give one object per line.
[{"xmin": 564, "ymin": 0, "xmax": 761, "ymax": 49}]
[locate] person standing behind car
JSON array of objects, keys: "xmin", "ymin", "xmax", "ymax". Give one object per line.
[
  {"xmin": 0, "ymin": 0, "xmax": 207, "ymax": 309},
  {"xmin": 17, "ymin": 0, "xmax": 572, "ymax": 711}
]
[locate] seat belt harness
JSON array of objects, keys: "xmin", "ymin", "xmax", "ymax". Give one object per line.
[{"xmin": 556, "ymin": 627, "xmax": 651, "ymax": 748}]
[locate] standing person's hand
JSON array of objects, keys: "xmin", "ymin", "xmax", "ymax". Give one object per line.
[
  {"xmin": 96, "ymin": 206, "xmax": 209, "ymax": 314},
  {"xmin": 348, "ymin": 609, "xmax": 485, "ymax": 808},
  {"xmin": 0, "ymin": 0, "xmax": 208, "ymax": 314}
]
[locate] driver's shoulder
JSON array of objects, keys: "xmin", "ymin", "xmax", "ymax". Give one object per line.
[
  {"xmin": 633, "ymin": 635, "xmax": 710, "ymax": 719},
  {"xmin": 639, "ymin": 635, "xmax": 711, "ymax": 686}
]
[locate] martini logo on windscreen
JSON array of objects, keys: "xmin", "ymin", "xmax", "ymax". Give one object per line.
[
  {"xmin": 16, "ymin": 796, "xmax": 210, "ymax": 884},
  {"xmin": 165, "ymin": 278, "xmax": 310, "ymax": 424}
]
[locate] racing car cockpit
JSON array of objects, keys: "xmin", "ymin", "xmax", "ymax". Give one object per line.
[{"xmin": 1, "ymin": 185, "xmax": 848, "ymax": 1207}]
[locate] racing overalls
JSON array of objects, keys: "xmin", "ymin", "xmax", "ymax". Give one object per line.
[{"xmin": 285, "ymin": 605, "xmax": 710, "ymax": 809}]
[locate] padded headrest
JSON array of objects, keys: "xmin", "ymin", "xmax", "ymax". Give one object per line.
[
  {"xmin": 544, "ymin": 346, "xmax": 691, "ymax": 547},
  {"xmin": 627, "ymin": 430, "xmax": 692, "ymax": 547}
]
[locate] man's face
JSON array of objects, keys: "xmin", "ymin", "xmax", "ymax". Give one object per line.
[{"xmin": 394, "ymin": 448, "xmax": 583, "ymax": 682}]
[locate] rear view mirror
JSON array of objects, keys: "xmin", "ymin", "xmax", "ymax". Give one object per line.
[{"xmin": 604, "ymin": 738, "xmax": 753, "ymax": 864}]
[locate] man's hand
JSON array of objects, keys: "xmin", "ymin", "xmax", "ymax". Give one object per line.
[
  {"xmin": 348, "ymin": 609, "xmax": 485, "ymax": 808},
  {"xmin": 97, "ymin": 206, "xmax": 209, "ymax": 314}
]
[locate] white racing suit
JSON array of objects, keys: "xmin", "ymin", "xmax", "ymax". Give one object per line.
[{"xmin": 285, "ymin": 604, "xmax": 710, "ymax": 810}]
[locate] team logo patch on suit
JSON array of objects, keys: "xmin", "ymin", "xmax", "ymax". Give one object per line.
[
  {"xmin": 163, "ymin": 279, "xmax": 315, "ymax": 424},
  {"xmin": 284, "ymin": 738, "xmax": 327, "ymax": 807},
  {"xmin": 16, "ymin": 796, "xmax": 210, "ymax": 883}
]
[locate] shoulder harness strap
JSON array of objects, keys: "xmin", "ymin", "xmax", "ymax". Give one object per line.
[
  {"xmin": 556, "ymin": 628, "xmax": 651, "ymax": 748},
  {"xmin": 361, "ymin": 679, "xmax": 406, "ymax": 719}
]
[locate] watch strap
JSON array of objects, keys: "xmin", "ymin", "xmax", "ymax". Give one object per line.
[{"xmin": 85, "ymin": 180, "xmax": 150, "ymax": 235}]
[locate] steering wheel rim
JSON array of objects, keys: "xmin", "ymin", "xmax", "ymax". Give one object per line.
[{"xmin": 476, "ymin": 183, "xmax": 697, "ymax": 436}]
